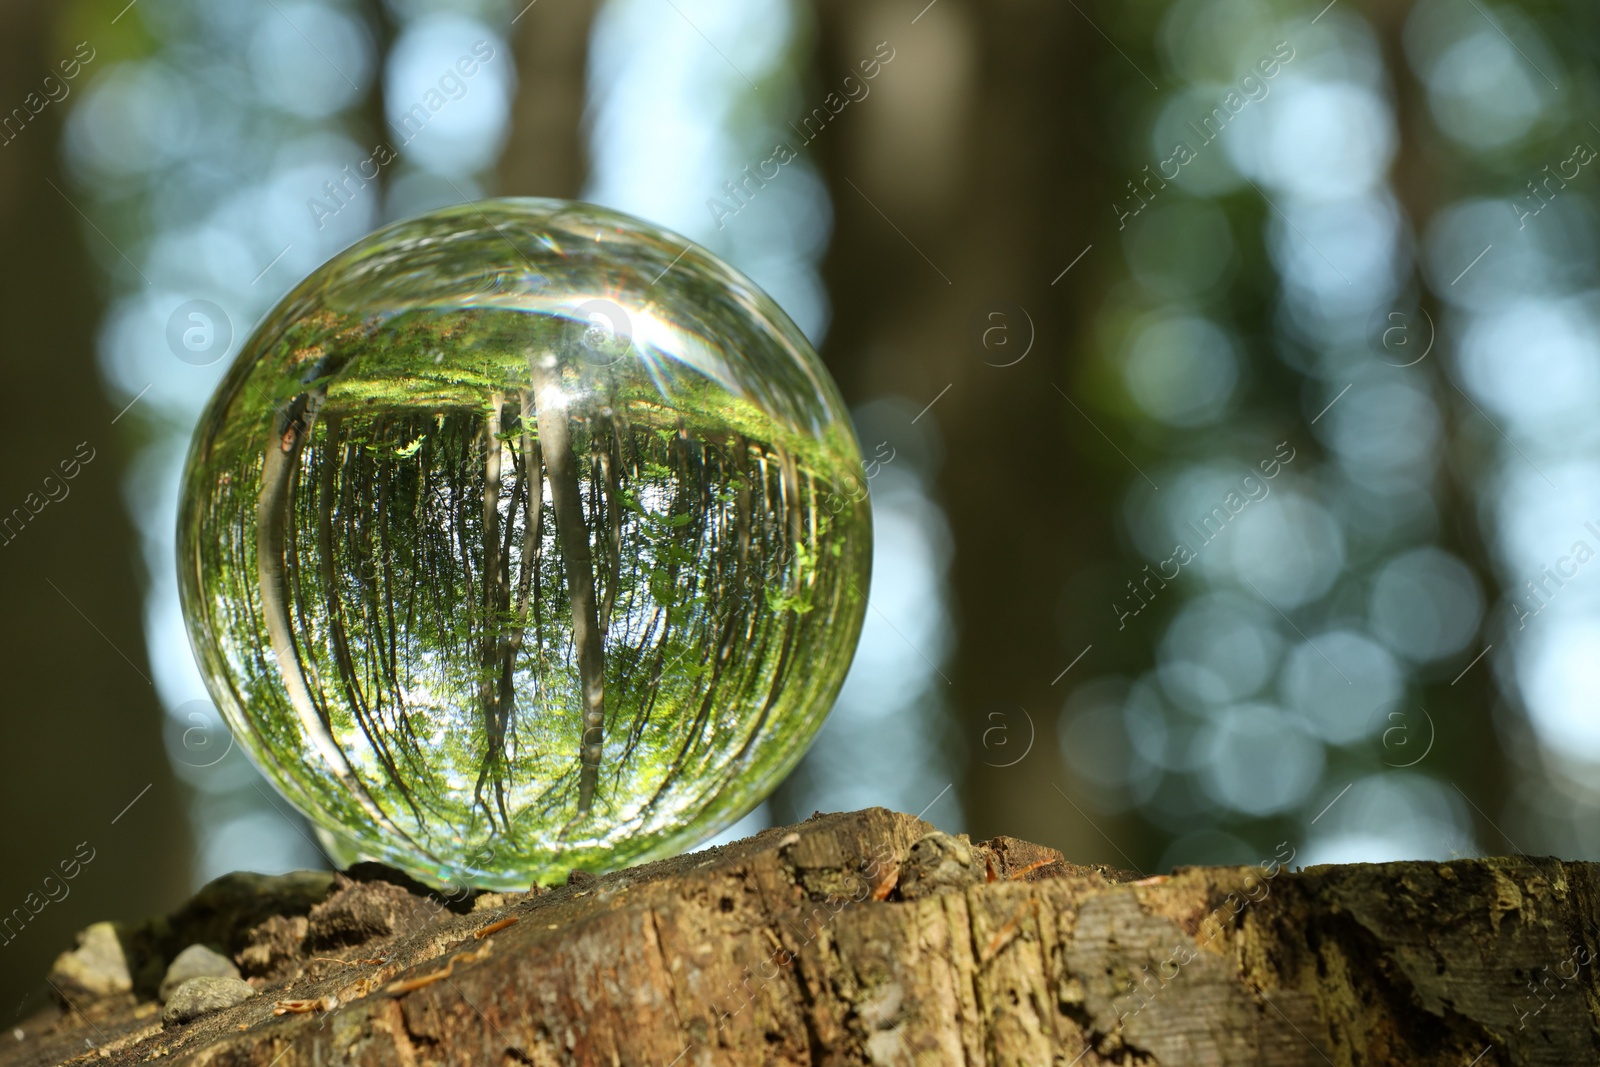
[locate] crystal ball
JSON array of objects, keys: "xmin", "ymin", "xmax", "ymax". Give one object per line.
[{"xmin": 178, "ymin": 199, "xmax": 871, "ymax": 889}]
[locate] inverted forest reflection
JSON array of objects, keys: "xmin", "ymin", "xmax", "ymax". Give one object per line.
[{"xmin": 180, "ymin": 205, "xmax": 870, "ymax": 889}]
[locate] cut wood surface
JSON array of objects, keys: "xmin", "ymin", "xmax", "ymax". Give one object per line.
[{"xmin": 4, "ymin": 808, "xmax": 1598, "ymax": 1065}]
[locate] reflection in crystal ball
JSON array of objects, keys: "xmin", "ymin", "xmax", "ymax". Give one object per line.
[{"xmin": 178, "ymin": 199, "xmax": 871, "ymax": 888}]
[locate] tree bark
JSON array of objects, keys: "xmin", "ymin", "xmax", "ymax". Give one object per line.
[{"xmin": 11, "ymin": 808, "xmax": 1600, "ymax": 1066}]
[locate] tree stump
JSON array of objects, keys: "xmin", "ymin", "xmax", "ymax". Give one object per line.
[{"xmin": 3, "ymin": 808, "xmax": 1596, "ymax": 1065}]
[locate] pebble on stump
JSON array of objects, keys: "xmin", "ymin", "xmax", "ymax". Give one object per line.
[
  {"xmin": 160, "ymin": 944, "xmax": 241, "ymax": 1002},
  {"xmin": 161, "ymin": 976, "xmax": 257, "ymax": 1027},
  {"xmin": 46, "ymin": 922, "xmax": 131, "ymax": 1000}
]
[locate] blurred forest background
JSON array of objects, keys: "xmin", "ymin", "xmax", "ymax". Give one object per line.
[{"xmin": 3, "ymin": 0, "xmax": 1598, "ymax": 1019}]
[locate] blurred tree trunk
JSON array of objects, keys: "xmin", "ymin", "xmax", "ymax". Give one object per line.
[
  {"xmin": 495, "ymin": 0, "xmax": 602, "ymax": 199},
  {"xmin": 805, "ymin": 0, "xmax": 1127, "ymax": 854},
  {"xmin": 0, "ymin": 0, "xmax": 189, "ymax": 1027},
  {"xmin": 356, "ymin": 0, "xmax": 395, "ymax": 208},
  {"xmin": 1367, "ymin": 0, "xmax": 1512, "ymax": 849}
]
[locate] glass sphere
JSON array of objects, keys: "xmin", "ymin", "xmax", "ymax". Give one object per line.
[{"xmin": 178, "ymin": 199, "xmax": 871, "ymax": 889}]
